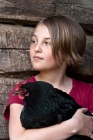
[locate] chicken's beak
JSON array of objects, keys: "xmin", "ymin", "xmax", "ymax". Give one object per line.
[{"xmin": 13, "ymin": 90, "xmax": 19, "ymax": 95}]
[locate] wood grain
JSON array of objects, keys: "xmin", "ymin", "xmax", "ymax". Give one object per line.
[
  {"xmin": 0, "ymin": 24, "xmax": 34, "ymax": 49},
  {"xmin": 0, "ymin": 0, "xmax": 93, "ymax": 26}
]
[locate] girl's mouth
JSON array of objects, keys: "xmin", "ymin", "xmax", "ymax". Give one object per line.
[{"xmin": 33, "ymin": 56, "xmax": 43, "ymax": 60}]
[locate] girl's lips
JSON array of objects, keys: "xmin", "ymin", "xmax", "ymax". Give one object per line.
[{"xmin": 33, "ymin": 56, "xmax": 43, "ymax": 60}]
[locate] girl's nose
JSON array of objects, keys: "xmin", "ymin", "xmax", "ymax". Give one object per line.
[{"xmin": 34, "ymin": 43, "xmax": 42, "ymax": 52}]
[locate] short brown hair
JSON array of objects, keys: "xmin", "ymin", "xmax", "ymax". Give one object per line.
[{"xmin": 37, "ymin": 15, "xmax": 86, "ymax": 66}]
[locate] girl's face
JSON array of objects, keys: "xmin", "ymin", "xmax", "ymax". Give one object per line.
[{"xmin": 30, "ymin": 24, "xmax": 60, "ymax": 72}]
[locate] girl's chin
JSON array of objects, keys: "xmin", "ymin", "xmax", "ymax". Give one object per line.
[{"xmin": 32, "ymin": 67, "xmax": 42, "ymax": 71}]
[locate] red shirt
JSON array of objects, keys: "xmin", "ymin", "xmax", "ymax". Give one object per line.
[{"xmin": 4, "ymin": 76, "xmax": 93, "ymax": 120}]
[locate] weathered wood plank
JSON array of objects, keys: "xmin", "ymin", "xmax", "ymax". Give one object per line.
[
  {"xmin": 0, "ymin": 24, "xmax": 34, "ymax": 49},
  {"xmin": 55, "ymin": 1, "xmax": 93, "ymax": 33},
  {"xmin": 0, "ymin": 113, "xmax": 8, "ymax": 126},
  {"xmin": 71, "ymin": 3, "xmax": 93, "ymax": 24},
  {"xmin": 0, "ymin": 93, "xmax": 9, "ymax": 105},
  {"xmin": 0, "ymin": 113, "xmax": 9, "ymax": 139},
  {"xmin": 0, "ymin": 125, "xmax": 9, "ymax": 139},
  {"xmin": 0, "ymin": 105, "xmax": 6, "ymax": 114},
  {"xmin": 0, "ymin": 105, "xmax": 9, "ymax": 139},
  {"xmin": 0, "ymin": 24, "xmax": 33, "ymax": 73},
  {"xmin": 56, "ymin": 4, "xmax": 71, "ymax": 16},
  {"xmin": 0, "ymin": 118, "xmax": 9, "ymax": 139},
  {"xmin": 55, "ymin": 0, "xmax": 92, "ymax": 4},
  {"xmin": 0, "ymin": 0, "xmax": 55, "ymax": 24},
  {"xmin": 0, "ymin": 49, "xmax": 32, "ymax": 72},
  {"xmin": 56, "ymin": 0, "xmax": 93, "ymax": 24},
  {"xmin": 56, "ymin": 1, "xmax": 93, "ymax": 31},
  {"xmin": 0, "ymin": 77, "xmax": 22, "ymax": 85},
  {"xmin": 0, "ymin": 71, "xmax": 39, "ymax": 79},
  {"xmin": 0, "ymin": 0, "xmax": 93, "ymax": 26}
]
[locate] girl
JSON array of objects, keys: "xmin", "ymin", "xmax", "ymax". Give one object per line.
[{"xmin": 4, "ymin": 15, "xmax": 93, "ymax": 140}]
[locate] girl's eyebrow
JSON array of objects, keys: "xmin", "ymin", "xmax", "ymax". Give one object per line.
[
  {"xmin": 31, "ymin": 33, "xmax": 51, "ymax": 40},
  {"xmin": 44, "ymin": 37, "xmax": 51, "ymax": 40}
]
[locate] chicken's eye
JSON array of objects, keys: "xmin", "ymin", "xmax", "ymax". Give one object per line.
[{"xmin": 21, "ymin": 88, "xmax": 26, "ymax": 92}]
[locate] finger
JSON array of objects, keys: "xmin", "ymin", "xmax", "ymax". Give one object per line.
[
  {"xmin": 90, "ymin": 133, "xmax": 93, "ymax": 139},
  {"xmin": 79, "ymin": 108, "xmax": 88, "ymax": 113}
]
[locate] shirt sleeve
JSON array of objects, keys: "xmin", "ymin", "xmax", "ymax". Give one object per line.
[
  {"xmin": 4, "ymin": 81, "xmax": 26, "ymax": 120},
  {"xmin": 4, "ymin": 76, "xmax": 36, "ymax": 120}
]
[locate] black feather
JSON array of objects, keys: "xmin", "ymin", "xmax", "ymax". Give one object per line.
[{"xmin": 15, "ymin": 81, "xmax": 92, "ymax": 140}]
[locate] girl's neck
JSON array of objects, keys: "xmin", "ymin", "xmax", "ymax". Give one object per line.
[{"xmin": 35, "ymin": 69, "xmax": 72, "ymax": 94}]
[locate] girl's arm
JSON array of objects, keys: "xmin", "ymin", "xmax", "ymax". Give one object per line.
[{"xmin": 9, "ymin": 104, "xmax": 93, "ymax": 140}]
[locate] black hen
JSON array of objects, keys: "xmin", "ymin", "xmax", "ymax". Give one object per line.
[{"xmin": 14, "ymin": 81, "xmax": 92, "ymax": 140}]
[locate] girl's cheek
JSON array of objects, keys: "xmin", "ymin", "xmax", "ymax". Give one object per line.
[
  {"xmin": 29, "ymin": 46, "xmax": 33, "ymax": 59},
  {"xmin": 30, "ymin": 45, "xmax": 34, "ymax": 53}
]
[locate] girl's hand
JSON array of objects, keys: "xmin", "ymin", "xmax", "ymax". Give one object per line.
[{"xmin": 72, "ymin": 108, "xmax": 93, "ymax": 139}]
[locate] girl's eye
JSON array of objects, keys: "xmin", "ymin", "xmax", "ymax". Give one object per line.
[
  {"xmin": 45, "ymin": 41, "xmax": 51, "ymax": 45},
  {"xmin": 31, "ymin": 39, "xmax": 37, "ymax": 44}
]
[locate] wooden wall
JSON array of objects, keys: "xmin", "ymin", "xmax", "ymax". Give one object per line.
[{"xmin": 0, "ymin": 0, "xmax": 93, "ymax": 139}]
